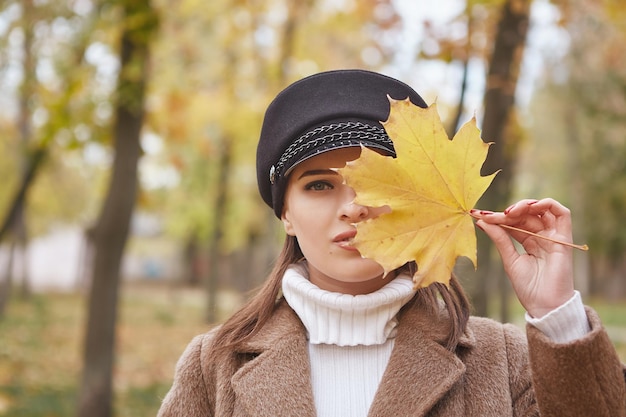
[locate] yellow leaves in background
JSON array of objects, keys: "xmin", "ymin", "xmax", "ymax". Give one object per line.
[{"xmin": 339, "ymin": 98, "xmax": 498, "ymax": 289}]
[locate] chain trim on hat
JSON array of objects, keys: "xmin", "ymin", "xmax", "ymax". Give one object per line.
[{"xmin": 269, "ymin": 121, "xmax": 391, "ymax": 184}]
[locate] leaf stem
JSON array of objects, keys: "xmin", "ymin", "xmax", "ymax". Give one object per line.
[
  {"xmin": 497, "ymin": 224, "xmax": 589, "ymax": 251},
  {"xmin": 470, "ymin": 212, "xmax": 589, "ymax": 251}
]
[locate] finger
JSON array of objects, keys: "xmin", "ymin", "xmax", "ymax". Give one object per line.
[
  {"xmin": 477, "ymin": 198, "xmax": 570, "ymax": 233},
  {"xmin": 475, "ymin": 208, "xmax": 544, "ymax": 234},
  {"xmin": 499, "ymin": 198, "xmax": 564, "ymax": 219},
  {"xmin": 500, "ymin": 199, "xmax": 538, "ymax": 217},
  {"xmin": 476, "ymin": 219, "xmax": 520, "ymax": 262},
  {"xmin": 525, "ymin": 198, "xmax": 570, "ymax": 217},
  {"xmin": 527, "ymin": 198, "xmax": 572, "ymax": 233},
  {"xmin": 513, "ymin": 199, "xmax": 573, "ymax": 244}
]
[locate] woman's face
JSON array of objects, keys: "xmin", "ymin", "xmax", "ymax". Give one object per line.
[{"xmin": 281, "ymin": 147, "xmax": 391, "ymax": 295}]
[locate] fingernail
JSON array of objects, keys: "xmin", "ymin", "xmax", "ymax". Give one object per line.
[
  {"xmin": 480, "ymin": 210, "xmax": 494, "ymax": 215},
  {"xmin": 527, "ymin": 200, "xmax": 539, "ymax": 205},
  {"xmin": 504, "ymin": 204, "xmax": 515, "ymax": 215}
]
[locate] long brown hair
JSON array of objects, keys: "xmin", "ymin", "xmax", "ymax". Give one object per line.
[{"xmin": 212, "ymin": 235, "xmax": 471, "ymax": 353}]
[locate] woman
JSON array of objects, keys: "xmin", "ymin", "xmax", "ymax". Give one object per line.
[{"xmin": 157, "ymin": 70, "xmax": 625, "ymax": 417}]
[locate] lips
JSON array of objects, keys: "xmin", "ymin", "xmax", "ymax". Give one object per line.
[{"xmin": 333, "ymin": 230, "xmax": 358, "ymax": 251}]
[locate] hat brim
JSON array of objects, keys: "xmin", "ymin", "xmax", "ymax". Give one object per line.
[
  {"xmin": 270, "ymin": 118, "xmax": 396, "ymax": 217},
  {"xmin": 271, "ymin": 118, "xmax": 395, "ymax": 182},
  {"xmin": 283, "ymin": 131, "xmax": 395, "ymax": 178}
]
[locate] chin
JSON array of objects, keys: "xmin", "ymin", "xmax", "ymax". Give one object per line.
[{"xmin": 342, "ymin": 266, "xmax": 385, "ymax": 282}]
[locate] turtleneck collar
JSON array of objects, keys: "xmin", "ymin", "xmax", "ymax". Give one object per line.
[{"xmin": 281, "ymin": 265, "xmax": 416, "ymax": 346}]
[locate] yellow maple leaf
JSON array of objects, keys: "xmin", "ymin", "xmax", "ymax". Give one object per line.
[{"xmin": 339, "ymin": 98, "xmax": 498, "ymax": 289}]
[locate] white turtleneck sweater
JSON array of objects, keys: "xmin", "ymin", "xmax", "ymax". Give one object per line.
[
  {"xmin": 282, "ymin": 267, "xmax": 417, "ymax": 417},
  {"xmin": 281, "ymin": 265, "xmax": 589, "ymax": 417}
]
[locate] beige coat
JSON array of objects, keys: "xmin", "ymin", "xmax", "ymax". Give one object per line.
[{"xmin": 158, "ymin": 300, "xmax": 625, "ymax": 417}]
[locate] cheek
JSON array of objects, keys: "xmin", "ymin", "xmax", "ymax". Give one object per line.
[
  {"xmin": 283, "ymin": 201, "xmax": 328, "ymax": 241},
  {"xmin": 281, "ymin": 198, "xmax": 310, "ymax": 237}
]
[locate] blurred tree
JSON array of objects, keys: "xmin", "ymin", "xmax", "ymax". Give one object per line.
[
  {"xmin": 475, "ymin": 0, "xmax": 530, "ymax": 320},
  {"xmin": 0, "ymin": 148, "xmax": 45, "ymax": 314},
  {"xmin": 145, "ymin": 0, "xmax": 405, "ymax": 311},
  {"xmin": 12, "ymin": 0, "xmax": 35, "ymax": 299},
  {"xmin": 417, "ymin": 0, "xmax": 530, "ymax": 318},
  {"xmin": 76, "ymin": 1, "xmax": 158, "ymax": 416},
  {"xmin": 0, "ymin": 0, "xmax": 40, "ymax": 313},
  {"xmin": 0, "ymin": 0, "xmax": 105, "ymax": 314},
  {"xmin": 522, "ymin": 0, "xmax": 626, "ymax": 299}
]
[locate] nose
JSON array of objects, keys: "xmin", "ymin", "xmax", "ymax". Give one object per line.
[
  {"xmin": 340, "ymin": 201, "xmax": 369, "ymax": 222},
  {"xmin": 339, "ymin": 187, "xmax": 369, "ymax": 222}
]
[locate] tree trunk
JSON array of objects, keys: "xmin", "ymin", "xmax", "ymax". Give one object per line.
[
  {"xmin": 471, "ymin": 0, "xmax": 530, "ymax": 318},
  {"xmin": 448, "ymin": 6, "xmax": 472, "ymax": 137},
  {"xmin": 206, "ymin": 139, "xmax": 231, "ymax": 323},
  {"xmin": 0, "ymin": 148, "xmax": 47, "ymax": 244},
  {"xmin": 0, "ymin": 242, "xmax": 16, "ymax": 317},
  {"xmin": 448, "ymin": 55, "xmax": 470, "ymax": 138},
  {"xmin": 75, "ymin": 1, "xmax": 155, "ymax": 416},
  {"xmin": 0, "ymin": 0, "xmax": 37, "ymax": 311},
  {"xmin": 14, "ymin": 0, "xmax": 35, "ymax": 298},
  {"xmin": 182, "ymin": 232, "xmax": 200, "ymax": 286}
]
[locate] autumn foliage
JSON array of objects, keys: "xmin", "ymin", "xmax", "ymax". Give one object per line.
[{"xmin": 340, "ymin": 98, "xmax": 497, "ymax": 288}]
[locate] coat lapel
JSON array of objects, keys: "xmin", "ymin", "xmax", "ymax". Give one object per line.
[
  {"xmin": 230, "ymin": 302, "xmax": 317, "ymax": 417},
  {"xmin": 368, "ymin": 301, "xmax": 474, "ymax": 417},
  {"xmin": 229, "ymin": 298, "xmax": 474, "ymax": 417}
]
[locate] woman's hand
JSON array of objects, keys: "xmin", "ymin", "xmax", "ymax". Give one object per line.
[{"xmin": 472, "ymin": 198, "xmax": 575, "ymax": 318}]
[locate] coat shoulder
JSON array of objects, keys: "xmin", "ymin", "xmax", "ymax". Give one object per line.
[
  {"xmin": 157, "ymin": 327, "xmax": 222, "ymax": 417},
  {"xmin": 464, "ymin": 315, "xmax": 530, "ymax": 374},
  {"xmin": 466, "ymin": 315, "xmax": 527, "ymax": 348}
]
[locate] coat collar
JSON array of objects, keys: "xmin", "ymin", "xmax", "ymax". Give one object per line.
[
  {"xmin": 230, "ymin": 298, "xmax": 475, "ymax": 417},
  {"xmin": 368, "ymin": 299, "xmax": 474, "ymax": 416},
  {"xmin": 230, "ymin": 302, "xmax": 316, "ymax": 417}
]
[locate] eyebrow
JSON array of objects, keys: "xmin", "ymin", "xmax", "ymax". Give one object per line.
[{"xmin": 298, "ymin": 169, "xmax": 340, "ymax": 180}]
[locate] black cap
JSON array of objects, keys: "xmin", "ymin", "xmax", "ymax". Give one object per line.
[{"xmin": 256, "ymin": 69, "xmax": 427, "ymax": 217}]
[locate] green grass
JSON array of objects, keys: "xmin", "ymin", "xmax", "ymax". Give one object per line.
[
  {"xmin": 586, "ymin": 298, "xmax": 626, "ymax": 327},
  {"xmin": 0, "ymin": 284, "xmax": 238, "ymax": 417},
  {"xmin": 0, "ymin": 286, "xmax": 624, "ymax": 416},
  {"xmin": 0, "ymin": 385, "xmax": 75, "ymax": 417}
]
